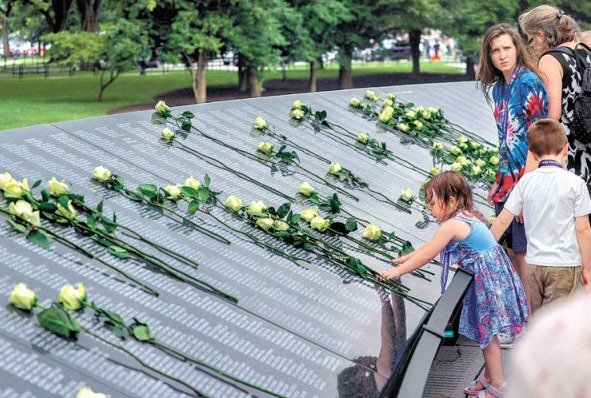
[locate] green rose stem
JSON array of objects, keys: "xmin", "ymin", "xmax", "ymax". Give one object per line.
[
  {"xmin": 98, "ymin": 176, "xmax": 231, "ymax": 245},
  {"xmin": 330, "ymin": 167, "xmax": 411, "ymax": 214},
  {"xmin": 188, "ymin": 200, "xmax": 309, "ymax": 263},
  {"xmin": 0, "ymin": 207, "xmax": 159, "ymax": 296},
  {"xmin": 170, "ymin": 140, "xmax": 295, "ymax": 202},
  {"xmin": 72, "ymin": 200, "xmax": 203, "ymax": 271},
  {"xmin": 167, "ymin": 121, "xmax": 359, "ymax": 202},
  {"xmin": 257, "ymin": 125, "xmax": 333, "ymax": 164},
  {"xmin": 27, "ymin": 302, "xmax": 208, "ymax": 398},
  {"xmin": 66, "ymin": 218, "xmax": 238, "ymax": 303},
  {"xmin": 84, "ymin": 302, "xmax": 287, "ymax": 398}
]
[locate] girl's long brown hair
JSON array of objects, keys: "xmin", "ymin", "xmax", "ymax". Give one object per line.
[
  {"xmin": 477, "ymin": 23, "xmax": 540, "ymax": 104},
  {"xmin": 424, "ymin": 171, "xmax": 485, "ymax": 222}
]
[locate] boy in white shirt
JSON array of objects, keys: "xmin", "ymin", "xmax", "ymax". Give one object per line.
[{"xmin": 491, "ymin": 119, "xmax": 591, "ymax": 313}]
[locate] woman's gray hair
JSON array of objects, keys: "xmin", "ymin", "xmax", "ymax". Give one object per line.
[{"xmin": 519, "ymin": 5, "xmax": 581, "ymax": 49}]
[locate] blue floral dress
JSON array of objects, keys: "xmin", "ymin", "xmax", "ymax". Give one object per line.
[{"xmin": 440, "ymin": 216, "xmax": 529, "ymax": 348}]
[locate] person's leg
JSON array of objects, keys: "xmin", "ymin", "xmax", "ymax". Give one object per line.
[
  {"xmin": 510, "ymin": 218, "xmax": 530, "ymax": 311},
  {"xmin": 483, "ymin": 336, "xmax": 504, "ymax": 389},
  {"xmin": 542, "ymin": 266, "xmax": 581, "ymax": 307},
  {"xmin": 528, "ymin": 265, "xmax": 543, "ymax": 315}
]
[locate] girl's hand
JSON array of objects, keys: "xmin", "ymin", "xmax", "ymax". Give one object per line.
[{"xmin": 380, "ymin": 267, "xmax": 401, "ymax": 280}]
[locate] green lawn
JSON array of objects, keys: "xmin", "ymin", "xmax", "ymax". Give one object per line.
[{"xmin": 0, "ymin": 61, "xmax": 463, "ymax": 131}]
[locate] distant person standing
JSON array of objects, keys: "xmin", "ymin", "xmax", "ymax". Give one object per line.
[
  {"xmin": 433, "ymin": 40, "xmax": 441, "ymax": 61},
  {"xmin": 477, "ymin": 23, "xmax": 549, "ymax": 314},
  {"xmin": 424, "ymin": 40, "xmax": 431, "ymax": 60}
]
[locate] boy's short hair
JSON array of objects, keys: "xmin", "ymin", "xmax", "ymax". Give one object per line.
[{"xmin": 527, "ymin": 119, "xmax": 567, "ymax": 157}]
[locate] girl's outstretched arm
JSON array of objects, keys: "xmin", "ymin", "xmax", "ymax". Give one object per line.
[{"xmin": 380, "ymin": 220, "xmax": 461, "ymax": 280}]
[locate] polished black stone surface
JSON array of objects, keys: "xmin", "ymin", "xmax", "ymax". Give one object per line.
[{"xmin": 0, "ymin": 82, "xmax": 496, "ymax": 398}]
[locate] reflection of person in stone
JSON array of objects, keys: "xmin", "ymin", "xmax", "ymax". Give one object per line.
[{"xmin": 337, "ymin": 288, "xmax": 407, "ymax": 397}]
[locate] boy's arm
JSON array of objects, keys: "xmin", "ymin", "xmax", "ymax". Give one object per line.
[
  {"xmin": 575, "ymin": 216, "xmax": 591, "ymax": 289},
  {"xmin": 490, "ymin": 208, "xmax": 517, "ymax": 241}
]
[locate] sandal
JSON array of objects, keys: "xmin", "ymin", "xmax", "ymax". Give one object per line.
[
  {"xmin": 464, "ymin": 376, "xmax": 490, "ymax": 395},
  {"xmin": 476, "ymin": 382, "xmax": 507, "ymax": 397}
]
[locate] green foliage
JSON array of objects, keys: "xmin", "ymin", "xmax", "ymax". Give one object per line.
[{"xmin": 37, "ymin": 304, "xmax": 80, "ymax": 339}]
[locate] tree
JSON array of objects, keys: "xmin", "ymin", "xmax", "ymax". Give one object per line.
[
  {"xmin": 46, "ymin": 18, "xmax": 146, "ymax": 101},
  {"xmin": 295, "ymin": 0, "xmax": 351, "ymax": 92},
  {"xmin": 24, "ymin": 0, "xmax": 75, "ymax": 33},
  {"xmin": 332, "ymin": 0, "xmax": 379, "ymax": 89},
  {"xmin": 224, "ymin": 0, "xmax": 287, "ymax": 97},
  {"xmin": 75, "ymin": 0, "xmax": 101, "ymax": 32},
  {"xmin": 155, "ymin": 0, "xmax": 227, "ymax": 103},
  {"xmin": 377, "ymin": 0, "xmax": 441, "ymax": 77},
  {"xmin": 0, "ymin": 0, "xmax": 14, "ymax": 56}
]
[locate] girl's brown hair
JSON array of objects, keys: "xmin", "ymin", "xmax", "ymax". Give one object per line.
[
  {"xmin": 519, "ymin": 5, "xmax": 580, "ymax": 51},
  {"xmin": 477, "ymin": 23, "xmax": 540, "ymax": 103},
  {"xmin": 424, "ymin": 171, "xmax": 485, "ymax": 222}
]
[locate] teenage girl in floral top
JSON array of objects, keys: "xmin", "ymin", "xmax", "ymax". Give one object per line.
[
  {"xmin": 477, "ymin": 23, "xmax": 548, "ymax": 311},
  {"xmin": 381, "ymin": 172, "xmax": 529, "ymax": 398}
]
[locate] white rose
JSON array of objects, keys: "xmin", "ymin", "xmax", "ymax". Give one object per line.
[
  {"xmin": 300, "ymin": 208, "xmax": 318, "ymax": 222},
  {"xmin": 4, "ymin": 182, "xmax": 23, "ymax": 199},
  {"xmin": 161, "ymin": 127, "xmax": 175, "ymax": 142},
  {"xmin": 458, "ymin": 135, "xmax": 468, "ymax": 144},
  {"xmin": 451, "ymin": 162, "xmax": 463, "ymax": 172},
  {"xmin": 0, "ymin": 172, "xmax": 14, "ymax": 190},
  {"xmin": 398, "ymin": 123, "xmax": 410, "ymax": 133},
  {"xmin": 414, "ymin": 121, "xmax": 424, "ymax": 131},
  {"xmin": 471, "ymin": 165, "xmax": 482, "ymax": 176},
  {"xmin": 8, "ymin": 200, "xmax": 40, "ymax": 227},
  {"xmin": 292, "ymin": 100, "xmax": 303, "ymax": 110},
  {"xmin": 8, "ymin": 283, "xmax": 37, "ymax": 311},
  {"xmin": 383, "ymin": 98, "xmax": 393, "ymax": 108},
  {"xmin": 154, "ymin": 100, "xmax": 170, "ymax": 114},
  {"xmin": 428, "ymin": 106, "xmax": 439, "ymax": 114},
  {"xmin": 257, "ymin": 141, "xmax": 274, "ymax": 155},
  {"xmin": 350, "ymin": 97, "xmax": 361, "ymax": 107},
  {"xmin": 92, "ymin": 166, "xmax": 112, "ymax": 182},
  {"xmin": 357, "ymin": 133, "xmax": 369, "ymax": 144},
  {"xmin": 379, "ymin": 110, "xmax": 392, "ymax": 123},
  {"xmin": 405, "ymin": 110, "xmax": 417, "ymax": 119},
  {"xmin": 299, "ymin": 181, "xmax": 315, "ymax": 197},
  {"xmin": 486, "ymin": 216, "xmax": 497, "ymax": 227},
  {"xmin": 362, "ymin": 223, "xmax": 382, "ymax": 241},
  {"xmin": 47, "ymin": 177, "xmax": 69, "ymax": 197},
  {"xmin": 291, "ymin": 109, "xmax": 305, "ymax": 120},
  {"xmin": 456, "ymin": 156, "xmax": 470, "ymax": 166},
  {"xmin": 255, "ymin": 217, "xmax": 274, "ymax": 231},
  {"xmin": 422, "ymin": 110, "xmax": 431, "ymax": 120},
  {"xmin": 56, "ymin": 200, "xmax": 77, "ymax": 221},
  {"xmin": 184, "ymin": 176, "xmax": 202, "ymax": 190},
  {"xmin": 310, "ymin": 215, "xmax": 329, "ymax": 231},
  {"xmin": 163, "ymin": 184, "xmax": 181, "ymax": 200},
  {"xmin": 76, "ymin": 386, "xmax": 107, "ymax": 398},
  {"xmin": 254, "ymin": 116, "xmax": 267, "ymax": 130},
  {"xmin": 273, "ymin": 220, "xmax": 290, "ymax": 231},
  {"xmin": 475, "ymin": 159, "xmax": 487, "ymax": 168},
  {"xmin": 386, "ymin": 93, "xmax": 396, "ymax": 100},
  {"xmin": 432, "ymin": 142, "xmax": 444, "ymax": 151},
  {"xmin": 449, "ymin": 145, "xmax": 462, "ymax": 155},
  {"xmin": 248, "ymin": 200, "xmax": 267, "ymax": 216},
  {"xmin": 400, "ymin": 188, "xmax": 414, "ymax": 203},
  {"xmin": 225, "ymin": 195, "xmax": 243, "ymax": 212},
  {"xmin": 58, "ymin": 283, "xmax": 87, "ymax": 311},
  {"xmin": 329, "ymin": 162, "xmax": 343, "ymax": 175},
  {"xmin": 429, "ymin": 167, "xmax": 442, "ymax": 176},
  {"xmin": 489, "ymin": 155, "xmax": 500, "ymax": 166}
]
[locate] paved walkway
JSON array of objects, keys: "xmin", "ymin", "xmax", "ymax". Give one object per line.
[{"xmin": 423, "ymin": 336, "xmax": 514, "ymax": 398}]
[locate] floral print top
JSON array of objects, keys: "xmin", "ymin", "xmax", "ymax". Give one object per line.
[{"xmin": 492, "ymin": 67, "xmax": 548, "ymax": 203}]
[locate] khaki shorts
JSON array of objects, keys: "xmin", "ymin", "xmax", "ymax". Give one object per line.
[{"xmin": 528, "ymin": 265, "xmax": 581, "ymax": 313}]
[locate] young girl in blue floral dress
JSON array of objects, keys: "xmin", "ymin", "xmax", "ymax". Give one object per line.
[{"xmin": 381, "ymin": 172, "xmax": 528, "ymax": 398}]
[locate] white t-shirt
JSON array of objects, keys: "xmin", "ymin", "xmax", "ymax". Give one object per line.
[{"xmin": 504, "ymin": 167, "xmax": 591, "ymax": 266}]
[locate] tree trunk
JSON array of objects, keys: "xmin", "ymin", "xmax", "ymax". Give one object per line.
[
  {"xmin": 196, "ymin": 49, "xmax": 206, "ymax": 103},
  {"xmin": 1, "ymin": 19, "xmax": 8, "ymax": 57},
  {"xmin": 238, "ymin": 54, "xmax": 248, "ymax": 92},
  {"xmin": 409, "ymin": 29, "xmax": 421, "ymax": 77},
  {"xmin": 249, "ymin": 66, "xmax": 261, "ymax": 97},
  {"xmin": 338, "ymin": 51, "xmax": 353, "ymax": 89},
  {"xmin": 465, "ymin": 56, "xmax": 476, "ymax": 80},
  {"xmin": 76, "ymin": 0, "xmax": 102, "ymax": 32},
  {"xmin": 309, "ymin": 61, "xmax": 316, "ymax": 92},
  {"xmin": 282, "ymin": 63, "xmax": 287, "ymax": 82},
  {"xmin": 41, "ymin": 0, "xmax": 74, "ymax": 33}
]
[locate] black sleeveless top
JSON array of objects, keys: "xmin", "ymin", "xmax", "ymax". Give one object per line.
[{"xmin": 547, "ymin": 47, "xmax": 591, "ymax": 191}]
